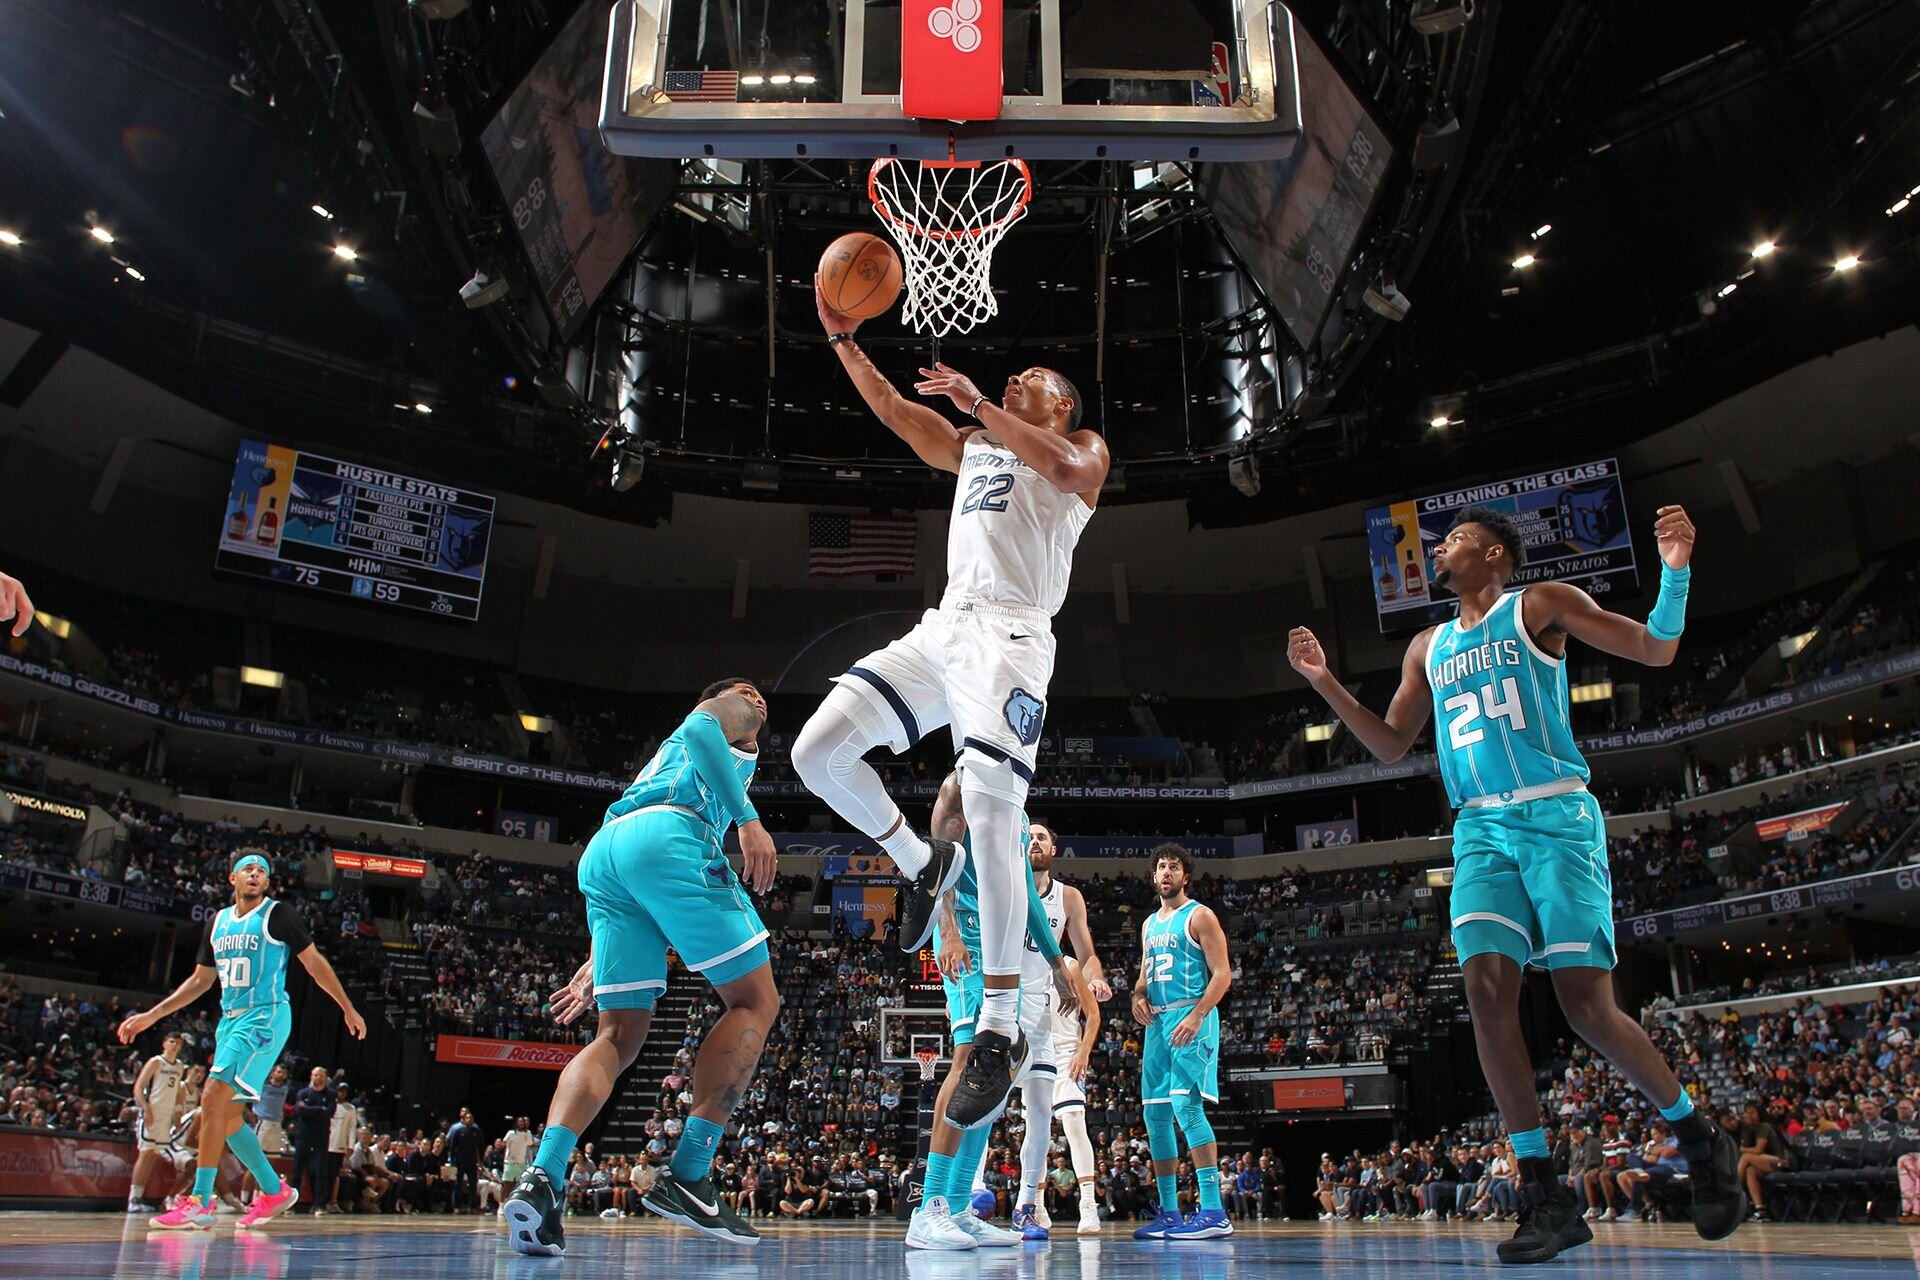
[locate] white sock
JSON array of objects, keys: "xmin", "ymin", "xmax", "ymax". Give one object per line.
[
  {"xmin": 879, "ymin": 822, "xmax": 932, "ymax": 880},
  {"xmin": 1080, "ymin": 1179, "xmax": 1097, "ymax": 1208},
  {"xmin": 1018, "ymin": 1073, "xmax": 1053, "ymax": 1205},
  {"xmin": 979, "ymin": 986, "xmax": 1019, "ymax": 1038}
]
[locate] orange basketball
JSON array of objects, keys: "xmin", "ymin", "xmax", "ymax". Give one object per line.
[{"xmin": 819, "ymin": 232, "xmax": 904, "ymax": 320}]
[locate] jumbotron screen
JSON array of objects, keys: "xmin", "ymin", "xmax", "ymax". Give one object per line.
[{"xmin": 214, "ymin": 439, "xmax": 494, "ymax": 621}]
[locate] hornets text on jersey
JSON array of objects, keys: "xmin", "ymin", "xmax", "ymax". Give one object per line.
[
  {"xmin": 1425, "ymin": 589, "xmax": 1590, "ymax": 808},
  {"xmin": 605, "ymin": 713, "xmax": 758, "ymax": 831}
]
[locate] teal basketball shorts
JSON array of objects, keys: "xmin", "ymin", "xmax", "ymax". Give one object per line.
[
  {"xmin": 576, "ymin": 807, "xmax": 770, "ymax": 1010},
  {"xmin": 209, "ymin": 1002, "xmax": 293, "ymax": 1102},
  {"xmin": 1449, "ymin": 789, "xmax": 1615, "ymax": 971},
  {"xmin": 942, "ymin": 968, "xmax": 985, "ymax": 1048},
  {"xmin": 1140, "ymin": 1006, "xmax": 1219, "ymax": 1105}
]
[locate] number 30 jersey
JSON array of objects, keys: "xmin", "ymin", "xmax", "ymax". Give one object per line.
[
  {"xmin": 1425, "ymin": 589, "xmax": 1589, "ymax": 808},
  {"xmin": 944, "ymin": 434, "xmax": 1093, "ymax": 616},
  {"xmin": 199, "ymin": 898, "xmax": 308, "ymax": 1012}
]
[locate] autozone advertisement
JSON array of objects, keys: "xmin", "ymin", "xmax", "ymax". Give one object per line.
[
  {"xmin": 434, "ymin": 1035, "xmax": 584, "ymax": 1071},
  {"xmin": 0, "ymin": 1128, "xmax": 135, "ymax": 1199},
  {"xmin": 1754, "ymin": 803, "xmax": 1849, "ymax": 843}
]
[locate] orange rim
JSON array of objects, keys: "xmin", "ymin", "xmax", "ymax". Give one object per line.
[{"xmin": 868, "ymin": 157, "xmax": 1033, "ymax": 243}]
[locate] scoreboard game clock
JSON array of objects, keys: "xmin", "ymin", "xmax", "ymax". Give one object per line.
[{"xmin": 215, "ymin": 439, "xmax": 495, "ymax": 621}]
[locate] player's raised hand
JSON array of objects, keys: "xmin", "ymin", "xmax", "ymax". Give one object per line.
[
  {"xmin": 342, "ymin": 1005, "xmax": 368, "ymax": 1040},
  {"xmin": 913, "ymin": 362, "xmax": 985, "ymax": 413},
  {"xmin": 0, "ymin": 570, "xmax": 33, "ymax": 638},
  {"xmin": 1654, "ymin": 505, "xmax": 1696, "ymax": 570},
  {"xmin": 739, "ymin": 819, "xmax": 778, "ymax": 895},
  {"xmin": 1287, "ymin": 627, "xmax": 1331, "ymax": 683},
  {"xmin": 117, "ymin": 1011, "xmax": 154, "ymax": 1045},
  {"xmin": 815, "ymin": 274, "xmax": 863, "ymax": 335}
]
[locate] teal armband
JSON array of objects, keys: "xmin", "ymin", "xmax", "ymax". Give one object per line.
[{"xmin": 1646, "ymin": 565, "xmax": 1691, "ymax": 641}]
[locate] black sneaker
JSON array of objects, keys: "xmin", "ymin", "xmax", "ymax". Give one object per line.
[
  {"xmin": 895, "ymin": 838, "xmax": 965, "ymax": 952},
  {"xmin": 1677, "ymin": 1118, "xmax": 1747, "ymax": 1241},
  {"xmin": 1496, "ymin": 1160, "xmax": 1591, "ymax": 1265},
  {"xmin": 642, "ymin": 1170, "xmax": 760, "ymax": 1245},
  {"xmin": 503, "ymin": 1167, "xmax": 566, "ymax": 1257},
  {"xmin": 943, "ymin": 1029, "xmax": 1029, "ymax": 1131}
]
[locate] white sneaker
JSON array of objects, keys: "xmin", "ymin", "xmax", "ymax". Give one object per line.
[
  {"xmin": 906, "ymin": 1197, "xmax": 980, "ymax": 1251},
  {"xmin": 1078, "ymin": 1205, "xmax": 1102, "ymax": 1234},
  {"xmin": 1420, "ymin": 1209, "xmax": 1437, "ymax": 1221},
  {"xmin": 126, "ymin": 1203, "xmax": 151, "ymax": 1215},
  {"xmin": 951, "ymin": 1207, "xmax": 1020, "ymax": 1246},
  {"xmin": 1033, "ymin": 1204, "xmax": 1052, "ymax": 1230},
  {"xmin": 1599, "ymin": 1208, "xmax": 1618, "ymax": 1222},
  {"xmin": 600, "ymin": 1207, "xmax": 621, "ymax": 1220},
  {"xmin": 1318, "ymin": 1212, "xmax": 1335, "ymax": 1222}
]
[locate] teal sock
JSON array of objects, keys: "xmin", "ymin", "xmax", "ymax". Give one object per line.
[
  {"xmin": 1658, "ymin": 1091, "xmax": 1695, "ymax": 1123},
  {"xmin": 226, "ymin": 1124, "xmax": 283, "ymax": 1195},
  {"xmin": 1197, "ymin": 1165, "xmax": 1222, "ymax": 1212},
  {"xmin": 925, "ymin": 1153, "xmax": 956, "ymax": 1208},
  {"xmin": 669, "ymin": 1115, "xmax": 725, "ymax": 1183},
  {"xmin": 1156, "ymin": 1174, "xmax": 1178, "ymax": 1213},
  {"xmin": 193, "ymin": 1167, "xmax": 218, "ymax": 1202},
  {"xmin": 1511, "ymin": 1127, "xmax": 1549, "ymax": 1160},
  {"xmin": 951, "ymin": 1127, "xmax": 993, "ymax": 1204},
  {"xmin": 533, "ymin": 1123, "xmax": 578, "ymax": 1187}
]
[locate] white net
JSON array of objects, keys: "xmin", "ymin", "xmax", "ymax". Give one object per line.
[{"xmin": 868, "ymin": 158, "xmax": 1032, "ymax": 339}]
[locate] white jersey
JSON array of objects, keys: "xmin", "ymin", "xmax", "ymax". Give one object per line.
[
  {"xmin": 1021, "ymin": 877, "xmax": 1073, "ymax": 986},
  {"xmin": 144, "ymin": 1056, "xmax": 186, "ymax": 1129},
  {"xmin": 945, "ymin": 435, "xmax": 1094, "ymax": 617}
]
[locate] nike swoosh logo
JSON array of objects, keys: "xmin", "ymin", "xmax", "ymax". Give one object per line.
[
  {"xmin": 1010, "ymin": 632, "xmax": 1032, "ymax": 640},
  {"xmin": 685, "ymin": 1189, "xmax": 721, "ymax": 1215}
]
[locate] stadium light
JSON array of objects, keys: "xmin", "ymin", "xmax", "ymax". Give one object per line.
[
  {"xmin": 0, "ymin": 230, "xmax": 19, "ymax": 247},
  {"xmin": 1530, "ymin": 223, "xmax": 1552, "ymax": 239},
  {"xmin": 1511, "ymin": 253, "xmax": 1535, "ymax": 269},
  {"xmin": 33, "ymin": 612, "xmax": 72, "ymax": 639},
  {"xmin": 519, "ymin": 713, "xmax": 554, "ymax": 733},
  {"xmin": 333, "ymin": 244, "xmax": 358, "ymax": 262},
  {"xmin": 795, "ymin": 73, "xmax": 817, "ymax": 85},
  {"xmin": 241, "ymin": 666, "xmax": 286, "ymax": 689},
  {"xmin": 124, "ymin": 266, "xmax": 146, "ymax": 282},
  {"xmin": 311, "ymin": 203, "xmax": 334, "ymax": 220},
  {"xmin": 89, "ymin": 226, "xmax": 115, "ymax": 244},
  {"xmin": 1750, "ymin": 241, "xmax": 1776, "ymax": 258},
  {"xmin": 413, "ymin": 402, "xmax": 432, "ymax": 414},
  {"xmin": 741, "ymin": 74, "xmax": 766, "ymax": 86},
  {"xmin": 1303, "ymin": 723, "xmax": 1337, "ymax": 743},
  {"xmin": 1716, "ymin": 282, "xmax": 1738, "ymax": 298},
  {"xmin": 770, "ymin": 73, "xmax": 793, "ymax": 86},
  {"xmin": 1833, "ymin": 255, "xmax": 1860, "ymax": 272},
  {"xmin": 1569, "ymin": 680, "xmax": 1613, "ymax": 704}
]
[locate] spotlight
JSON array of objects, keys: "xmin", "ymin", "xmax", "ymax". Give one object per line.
[
  {"xmin": 1716, "ymin": 282, "xmax": 1737, "ymax": 298},
  {"xmin": 1429, "ymin": 416, "xmax": 1451, "ymax": 429},
  {"xmin": 1750, "ymin": 241, "xmax": 1776, "ymax": 258},
  {"xmin": 124, "ymin": 266, "xmax": 146, "ymax": 282},
  {"xmin": 741, "ymin": 74, "xmax": 766, "ymax": 86},
  {"xmin": 769, "ymin": 73, "xmax": 793, "ymax": 86},
  {"xmin": 311, "ymin": 203, "xmax": 335, "ymax": 220},
  {"xmin": 1834, "ymin": 255, "xmax": 1860, "ymax": 272},
  {"xmin": 1410, "ymin": 0, "xmax": 1475, "ymax": 36},
  {"xmin": 413, "ymin": 402, "xmax": 432, "ymax": 414},
  {"xmin": 0, "ymin": 230, "xmax": 19, "ymax": 247},
  {"xmin": 89, "ymin": 226, "xmax": 115, "ymax": 245},
  {"xmin": 1531, "ymin": 223, "xmax": 1552, "ymax": 239},
  {"xmin": 1361, "ymin": 270, "xmax": 1411, "ymax": 322},
  {"xmin": 1511, "ymin": 253, "xmax": 1535, "ymax": 269},
  {"xmin": 1892, "ymin": 198, "xmax": 1912, "ymax": 215},
  {"xmin": 333, "ymin": 244, "xmax": 358, "ymax": 261},
  {"xmin": 795, "ymin": 73, "xmax": 818, "ymax": 85},
  {"xmin": 459, "ymin": 266, "xmax": 509, "ymax": 308}
]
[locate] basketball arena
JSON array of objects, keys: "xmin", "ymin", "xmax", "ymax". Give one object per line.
[{"xmin": 1, "ymin": 1, "xmax": 1918, "ymax": 1278}]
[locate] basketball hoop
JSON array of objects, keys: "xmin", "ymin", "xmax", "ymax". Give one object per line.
[
  {"xmin": 869, "ymin": 157, "xmax": 1032, "ymax": 342},
  {"xmin": 914, "ymin": 1048, "xmax": 941, "ymax": 1082}
]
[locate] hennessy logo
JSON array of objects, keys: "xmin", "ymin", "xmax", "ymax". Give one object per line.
[{"xmin": 928, "ymin": 0, "xmax": 983, "ymax": 52}]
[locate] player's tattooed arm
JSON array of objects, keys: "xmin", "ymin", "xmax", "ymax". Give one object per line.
[{"xmin": 935, "ymin": 892, "xmax": 969, "ymax": 978}]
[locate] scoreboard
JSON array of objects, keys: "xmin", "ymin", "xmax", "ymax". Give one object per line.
[
  {"xmin": 908, "ymin": 946, "xmax": 946, "ymax": 1004},
  {"xmin": 215, "ymin": 439, "xmax": 494, "ymax": 621}
]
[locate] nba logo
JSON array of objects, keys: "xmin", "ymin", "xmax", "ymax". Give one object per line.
[
  {"xmin": 351, "ymin": 577, "xmax": 374, "ymax": 598},
  {"xmin": 1003, "ymin": 688, "xmax": 1044, "ymax": 746}
]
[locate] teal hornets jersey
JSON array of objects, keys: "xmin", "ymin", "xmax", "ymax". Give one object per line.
[
  {"xmin": 1141, "ymin": 899, "xmax": 1209, "ymax": 1008},
  {"xmin": 208, "ymin": 899, "xmax": 292, "ymax": 1011},
  {"xmin": 935, "ymin": 818, "xmax": 1034, "ymax": 957},
  {"xmin": 1425, "ymin": 589, "xmax": 1589, "ymax": 808},
  {"xmin": 605, "ymin": 715, "xmax": 758, "ymax": 831}
]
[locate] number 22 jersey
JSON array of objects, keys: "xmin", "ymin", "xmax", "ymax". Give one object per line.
[{"xmin": 1425, "ymin": 589, "xmax": 1589, "ymax": 808}]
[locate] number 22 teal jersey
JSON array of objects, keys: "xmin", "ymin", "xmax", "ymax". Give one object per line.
[
  {"xmin": 1141, "ymin": 900, "xmax": 1209, "ymax": 1008},
  {"xmin": 1425, "ymin": 588, "xmax": 1589, "ymax": 809}
]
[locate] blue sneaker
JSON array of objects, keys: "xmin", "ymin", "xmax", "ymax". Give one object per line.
[
  {"xmin": 969, "ymin": 1189, "xmax": 998, "ymax": 1220},
  {"xmin": 1012, "ymin": 1204, "xmax": 1049, "ymax": 1241},
  {"xmin": 1132, "ymin": 1209, "xmax": 1184, "ymax": 1240},
  {"xmin": 1165, "ymin": 1209, "xmax": 1234, "ymax": 1241}
]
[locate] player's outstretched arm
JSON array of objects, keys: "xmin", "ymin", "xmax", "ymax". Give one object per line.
[
  {"xmin": 296, "ymin": 945, "xmax": 368, "ymax": 1039},
  {"xmin": 1289, "ymin": 625, "xmax": 1434, "ymax": 763},
  {"xmin": 116, "ymin": 966, "xmax": 217, "ymax": 1043},
  {"xmin": 817, "ymin": 278, "xmax": 964, "ymax": 474},
  {"xmin": 913, "ymin": 362, "xmax": 1109, "ymax": 494},
  {"xmin": 1524, "ymin": 504, "xmax": 1695, "ymax": 667}
]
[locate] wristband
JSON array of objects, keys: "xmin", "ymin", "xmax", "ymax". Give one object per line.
[
  {"xmin": 1646, "ymin": 564, "xmax": 1691, "ymax": 641},
  {"xmin": 827, "ymin": 332, "xmax": 855, "ymax": 347},
  {"xmin": 968, "ymin": 394, "xmax": 987, "ymax": 419}
]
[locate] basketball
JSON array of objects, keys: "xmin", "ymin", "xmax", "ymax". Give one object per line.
[{"xmin": 819, "ymin": 232, "xmax": 904, "ymax": 320}]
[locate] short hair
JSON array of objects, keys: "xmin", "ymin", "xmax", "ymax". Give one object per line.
[
  {"xmin": 699, "ymin": 676, "xmax": 760, "ymax": 703},
  {"xmin": 1449, "ymin": 506, "xmax": 1526, "ymax": 578},
  {"xmin": 1040, "ymin": 368, "xmax": 1086, "ymax": 433},
  {"xmin": 1151, "ymin": 842, "xmax": 1195, "ymax": 881}
]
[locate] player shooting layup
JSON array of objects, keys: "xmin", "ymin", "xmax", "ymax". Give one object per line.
[
  {"xmin": 1289, "ymin": 503, "xmax": 1743, "ymax": 1264},
  {"xmin": 793, "ymin": 280, "xmax": 1110, "ymax": 1131}
]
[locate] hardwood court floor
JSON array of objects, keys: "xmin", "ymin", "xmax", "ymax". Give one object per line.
[{"xmin": 0, "ymin": 1213, "xmax": 1914, "ymax": 1279}]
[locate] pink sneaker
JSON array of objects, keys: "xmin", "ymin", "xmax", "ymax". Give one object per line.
[
  {"xmin": 238, "ymin": 1184, "xmax": 300, "ymax": 1229},
  {"xmin": 150, "ymin": 1196, "xmax": 217, "ymax": 1231}
]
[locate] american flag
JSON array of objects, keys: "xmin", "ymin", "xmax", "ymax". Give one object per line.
[
  {"xmin": 663, "ymin": 70, "xmax": 740, "ymax": 103},
  {"xmin": 809, "ymin": 513, "xmax": 917, "ymax": 579}
]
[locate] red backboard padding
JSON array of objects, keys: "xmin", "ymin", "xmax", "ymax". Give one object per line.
[{"xmin": 902, "ymin": 0, "xmax": 1003, "ymax": 122}]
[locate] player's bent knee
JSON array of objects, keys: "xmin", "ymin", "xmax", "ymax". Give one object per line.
[
  {"xmin": 1171, "ymin": 1095, "xmax": 1214, "ymax": 1148},
  {"xmin": 958, "ymin": 754, "xmax": 1029, "ymax": 807},
  {"xmin": 598, "ymin": 1008, "xmax": 653, "ymax": 1065}
]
